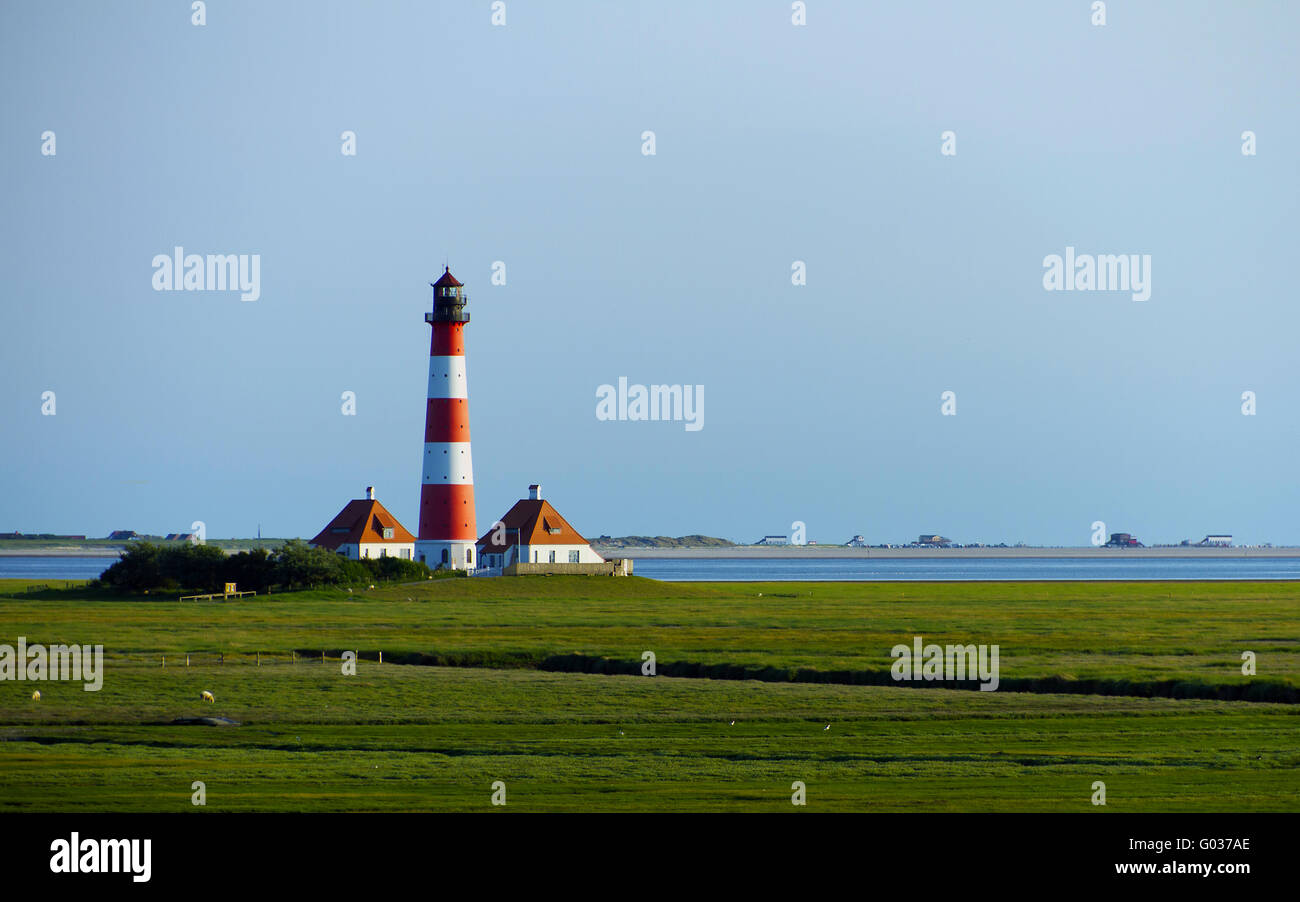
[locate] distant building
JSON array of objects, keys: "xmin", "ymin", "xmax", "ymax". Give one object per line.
[
  {"xmin": 476, "ymin": 484, "xmax": 607, "ymax": 572},
  {"xmin": 310, "ymin": 487, "xmax": 416, "ymax": 561},
  {"xmin": 1105, "ymin": 532, "xmax": 1143, "ymax": 547},
  {"xmin": 754, "ymin": 535, "xmax": 790, "ymax": 546},
  {"xmin": 107, "ymin": 530, "xmax": 140, "ymax": 541},
  {"xmin": 1199, "ymin": 535, "xmax": 1232, "ymax": 547},
  {"xmin": 164, "ymin": 532, "xmax": 198, "ymax": 542},
  {"xmin": 916, "ymin": 535, "xmax": 951, "ymax": 547},
  {"xmin": 846, "ymin": 535, "xmax": 867, "ymax": 547}
]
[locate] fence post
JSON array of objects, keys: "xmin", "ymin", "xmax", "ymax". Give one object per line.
[
  {"xmin": 186, "ymin": 654, "xmax": 190, "ymax": 667},
  {"xmin": 219, "ymin": 653, "xmax": 224, "ymax": 665},
  {"xmin": 321, "ymin": 650, "xmax": 326, "ymax": 664},
  {"xmin": 378, "ymin": 651, "xmax": 383, "ymax": 664},
  {"xmin": 257, "ymin": 652, "xmax": 261, "ymax": 666},
  {"xmin": 162, "ymin": 655, "xmax": 165, "ymax": 668}
]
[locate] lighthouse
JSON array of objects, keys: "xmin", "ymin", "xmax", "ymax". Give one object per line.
[{"xmin": 415, "ymin": 267, "xmax": 477, "ymax": 570}]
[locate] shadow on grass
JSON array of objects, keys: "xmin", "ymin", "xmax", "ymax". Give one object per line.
[{"xmin": 318, "ymin": 649, "xmax": 1297, "ymax": 704}]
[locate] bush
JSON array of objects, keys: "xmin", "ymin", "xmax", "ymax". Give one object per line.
[
  {"xmin": 101, "ymin": 541, "xmax": 228, "ymax": 593},
  {"xmin": 274, "ymin": 539, "xmax": 347, "ymax": 590},
  {"xmin": 361, "ymin": 555, "xmax": 431, "ymax": 582},
  {"xmin": 225, "ymin": 548, "xmax": 277, "ymax": 593},
  {"xmin": 100, "ymin": 539, "xmax": 435, "ymax": 593}
]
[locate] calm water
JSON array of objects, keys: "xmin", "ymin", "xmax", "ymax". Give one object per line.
[
  {"xmin": 0, "ymin": 557, "xmax": 118, "ymax": 580},
  {"xmin": 631, "ymin": 556, "xmax": 1300, "ymax": 581},
  {"xmin": 4, "ymin": 555, "xmax": 1300, "ymax": 583}
]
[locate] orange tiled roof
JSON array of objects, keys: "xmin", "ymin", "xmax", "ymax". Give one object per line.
[
  {"xmin": 310, "ymin": 499, "xmax": 416, "ymax": 550},
  {"xmin": 476, "ymin": 499, "xmax": 591, "ymax": 550}
]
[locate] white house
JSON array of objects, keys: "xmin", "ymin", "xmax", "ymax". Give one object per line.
[
  {"xmin": 476, "ymin": 485, "xmax": 605, "ymax": 570},
  {"xmin": 310, "ymin": 487, "xmax": 416, "ymax": 560}
]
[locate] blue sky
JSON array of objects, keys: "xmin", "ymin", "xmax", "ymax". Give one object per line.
[{"xmin": 2, "ymin": 1, "xmax": 1297, "ymax": 545}]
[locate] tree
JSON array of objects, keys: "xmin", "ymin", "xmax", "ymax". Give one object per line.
[{"xmin": 274, "ymin": 539, "xmax": 345, "ymax": 589}]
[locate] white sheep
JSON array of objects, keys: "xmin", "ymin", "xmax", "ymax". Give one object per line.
[
  {"xmin": 201, "ymin": 690, "xmax": 215, "ymax": 703},
  {"xmin": 31, "ymin": 690, "xmax": 40, "ymax": 701}
]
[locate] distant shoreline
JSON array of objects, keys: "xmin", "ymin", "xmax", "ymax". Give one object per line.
[
  {"xmin": 4, "ymin": 544, "xmax": 1297, "ymax": 560},
  {"xmin": 0, "ymin": 540, "xmax": 283, "ymax": 558},
  {"xmin": 0, "ymin": 548, "xmax": 124, "ymax": 558},
  {"xmin": 599, "ymin": 545, "xmax": 1300, "ymax": 560}
]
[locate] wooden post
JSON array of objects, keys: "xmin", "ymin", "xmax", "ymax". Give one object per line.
[
  {"xmin": 257, "ymin": 652, "xmax": 261, "ymax": 666},
  {"xmin": 291, "ymin": 650, "xmax": 296, "ymax": 664},
  {"xmin": 321, "ymin": 650, "xmax": 326, "ymax": 664},
  {"xmin": 162, "ymin": 655, "xmax": 165, "ymax": 668},
  {"xmin": 378, "ymin": 651, "xmax": 383, "ymax": 664},
  {"xmin": 219, "ymin": 653, "xmax": 224, "ymax": 665},
  {"xmin": 186, "ymin": 654, "xmax": 190, "ymax": 667}
]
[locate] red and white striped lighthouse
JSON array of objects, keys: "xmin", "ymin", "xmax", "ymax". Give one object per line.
[{"xmin": 415, "ymin": 267, "xmax": 477, "ymax": 570}]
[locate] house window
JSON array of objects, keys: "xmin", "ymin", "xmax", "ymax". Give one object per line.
[
  {"xmin": 383, "ymin": 527, "xmax": 394, "ymax": 539},
  {"xmin": 441, "ymin": 549, "xmax": 449, "ymax": 564},
  {"xmin": 380, "ymin": 548, "xmax": 387, "ymax": 558},
  {"xmin": 549, "ymin": 550, "xmax": 556, "ymax": 563},
  {"xmin": 569, "ymin": 550, "xmax": 580, "ymax": 563}
]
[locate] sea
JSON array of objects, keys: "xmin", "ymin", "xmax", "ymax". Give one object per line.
[
  {"xmin": 633, "ymin": 556, "xmax": 1300, "ymax": 581},
  {"xmin": 4, "ymin": 554, "xmax": 1300, "ymax": 582}
]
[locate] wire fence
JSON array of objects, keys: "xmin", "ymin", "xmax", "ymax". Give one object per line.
[{"xmin": 105, "ymin": 650, "xmax": 389, "ymax": 668}]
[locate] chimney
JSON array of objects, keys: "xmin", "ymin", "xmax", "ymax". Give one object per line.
[
  {"xmin": 366, "ymin": 486, "xmax": 375, "ymax": 500},
  {"xmin": 528, "ymin": 484, "xmax": 541, "ymax": 500}
]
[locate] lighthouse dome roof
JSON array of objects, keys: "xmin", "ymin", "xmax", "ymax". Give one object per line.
[{"xmin": 432, "ymin": 267, "xmax": 462, "ymax": 289}]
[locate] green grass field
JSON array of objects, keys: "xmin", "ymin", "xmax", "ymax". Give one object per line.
[{"xmin": 0, "ymin": 577, "xmax": 1296, "ymax": 811}]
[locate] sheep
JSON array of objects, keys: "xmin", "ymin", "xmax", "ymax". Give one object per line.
[
  {"xmin": 31, "ymin": 690, "xmax": 40, "ymax": 701},
  {"xmin": 201, "ymin": 690, "xmax": 215, "ymax": 703}
]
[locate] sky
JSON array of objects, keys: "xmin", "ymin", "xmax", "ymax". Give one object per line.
[{"xmin": 2, "ymin": 1, "xmax": 1298, "ymax": 546}]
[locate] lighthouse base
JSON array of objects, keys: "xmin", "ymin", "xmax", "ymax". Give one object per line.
[{"xmin": 415, "ymin": 540, "xmax": 477, "ymax": 572}]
